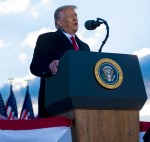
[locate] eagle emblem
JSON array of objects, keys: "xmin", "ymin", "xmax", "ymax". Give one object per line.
[
  {"xmin": 102, "ymin": 66, "xmax": 115, "ymax": 82},
  {"xmin": 94, "ymin": 58, "xmax": 123, "ymax": 89}
]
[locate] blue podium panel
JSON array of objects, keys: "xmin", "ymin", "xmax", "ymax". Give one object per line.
[{"xmin": 45, "ymin": 51, "xmax": 147, "ymax": 115}]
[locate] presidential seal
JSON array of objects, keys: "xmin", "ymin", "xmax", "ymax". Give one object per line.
[{"xmin": 94, "ymin": 58, "xmax": 123, "ymax": 89}]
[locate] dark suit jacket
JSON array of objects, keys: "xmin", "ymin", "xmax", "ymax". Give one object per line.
[
  {"xmin": 143, "ymin": 128, "xmax": 150, "ymax": 142},
  {"xmin": 30, "ymin": 29, "xmax": 90, "ymax": 118}
]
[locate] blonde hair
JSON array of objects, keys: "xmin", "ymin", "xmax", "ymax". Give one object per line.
[{"xmin": 54, "ymin": 5, "xmax": 77, "ymax": 29}]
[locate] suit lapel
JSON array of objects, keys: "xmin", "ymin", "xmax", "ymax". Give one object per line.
[
  {"xmin": 75, "ymin": 35, "xmax": 84, "ymax": 50},
  {"xmin": 55, "ymin": 29, "xmax": 74, "ymax": 50}
]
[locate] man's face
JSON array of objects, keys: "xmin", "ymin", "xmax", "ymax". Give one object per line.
[{"xmin": 58, "ymin": 8, "xmax": 78, "ymax": 35}]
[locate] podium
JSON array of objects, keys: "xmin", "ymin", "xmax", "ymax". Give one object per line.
[{"xmin": 45, "ymin": 51, "xmax": 147, "ymax": 142}]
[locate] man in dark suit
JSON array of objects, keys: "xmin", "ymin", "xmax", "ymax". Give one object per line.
[
  {"xmin": 143, "ymin": 128, "xmax": 150, "ymax": 142},
  {"xmin": 30, "ymin": 5, "xmax": 90, "ymax": 118}
]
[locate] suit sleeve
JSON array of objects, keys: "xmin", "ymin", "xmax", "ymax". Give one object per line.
[{"xmin": 30, "ymin": 35, "xmax": 52, "ymax": 77}]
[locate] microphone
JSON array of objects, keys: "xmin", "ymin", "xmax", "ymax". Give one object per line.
[
  {"xmin": 84, "ymin": 18, "xmax": 109, "ymax": 52},
  {"xmin": 84, "ymin": 20, "xmax": 103, "ymax": 30}
]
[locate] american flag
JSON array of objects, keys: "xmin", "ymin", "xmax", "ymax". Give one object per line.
[
  {"xmin": 0, "ymin": 93, "xmax": 8, "ymax": 120},
  {"xmin": 6, "ymin": 85, "xmax": 18, "ymax": 120},
  {"xmin": 20, "ymin": 85, "xmax": 34, "ymax": 120}
]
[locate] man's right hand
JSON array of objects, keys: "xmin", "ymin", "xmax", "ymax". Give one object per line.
[{"xmin": 49, "ymin": 60, "xmax": 59, "ymax": 74}]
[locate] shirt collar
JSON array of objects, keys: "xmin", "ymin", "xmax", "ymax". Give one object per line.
[{"xmin": 61, "ymin": 30, "xmax": 75, "ymax": 39}]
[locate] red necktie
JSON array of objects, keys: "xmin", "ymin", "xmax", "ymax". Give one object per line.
[{"xmin": 70, "ymin": 36, "xmax": 79, "ymax": 50}]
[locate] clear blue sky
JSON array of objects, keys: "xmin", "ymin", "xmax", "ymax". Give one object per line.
[{"xmin": 0, "ymin": 0, "xmax": 150, "ymax": 120}]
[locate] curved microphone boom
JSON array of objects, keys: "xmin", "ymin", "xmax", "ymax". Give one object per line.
[{"xmin": 84, "ymin": 18, "xmax": 109, "ymax": 52}]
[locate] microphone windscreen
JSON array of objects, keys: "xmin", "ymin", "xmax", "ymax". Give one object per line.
[{"xmin": 84, "ymin": 20, "xmax": 96, "ymax": 30}]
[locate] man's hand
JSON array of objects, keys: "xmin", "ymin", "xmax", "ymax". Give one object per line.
[{"xmin": 49, "ymin": 60, "xmax": 59, "ymax": 74}]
